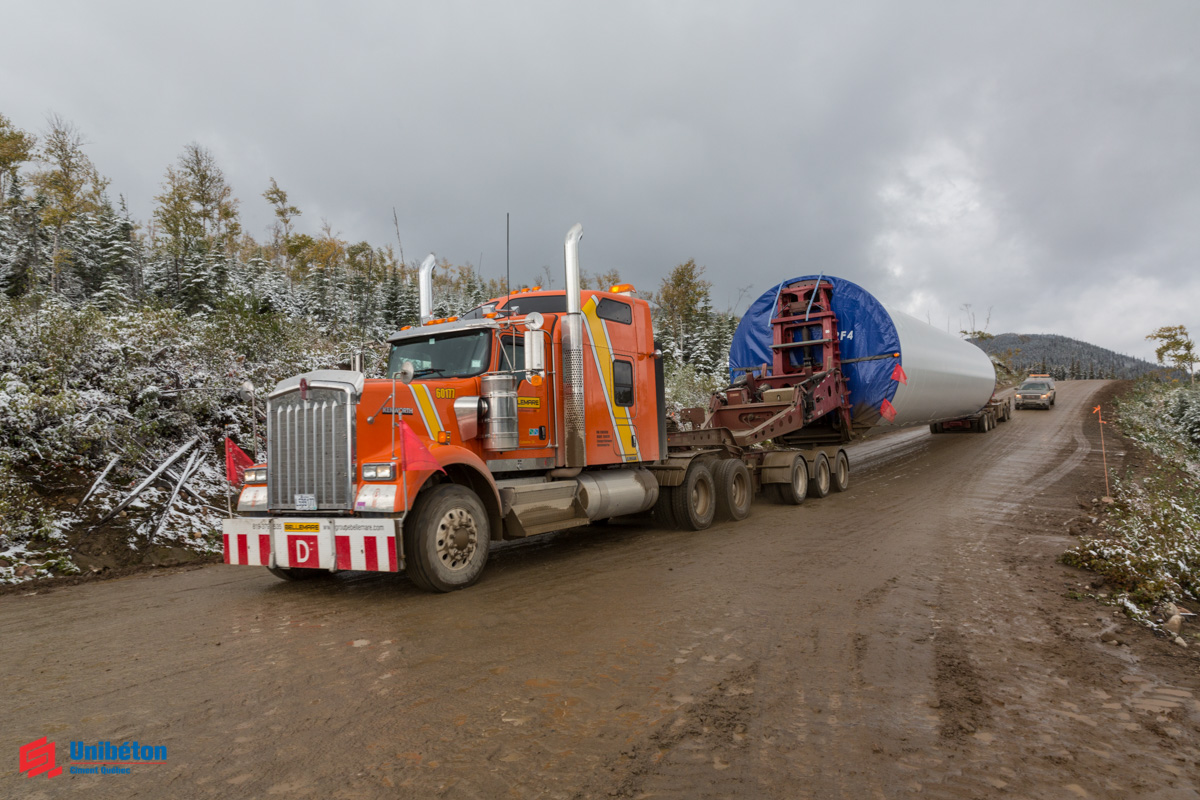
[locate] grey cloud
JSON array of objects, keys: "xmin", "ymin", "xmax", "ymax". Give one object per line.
[{"xmin": 4, "ymin": 0, "xmax": 1197, "ymax": 360}]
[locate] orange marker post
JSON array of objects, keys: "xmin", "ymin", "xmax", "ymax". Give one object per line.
[{"xmin": 1092, "ymin": 404, "xmax": 1111, "ymax": 499}]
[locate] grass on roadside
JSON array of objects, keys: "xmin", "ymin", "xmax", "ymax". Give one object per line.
[{"xmin": 1062, "ymin": 381, "xmax": 1200, "ymax": 625}]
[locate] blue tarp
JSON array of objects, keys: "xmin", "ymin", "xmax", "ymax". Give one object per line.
[{"xmin": 728, "ymin": 275, "xmax": 901, "ymax": 424}]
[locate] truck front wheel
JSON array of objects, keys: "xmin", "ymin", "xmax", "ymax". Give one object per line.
[{"xmin": 404, "ymin": 484, "xmax": 491, "ymax": 592}]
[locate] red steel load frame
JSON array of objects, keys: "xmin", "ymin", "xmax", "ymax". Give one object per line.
[{"xmin": 670, "ymin": 279, "xmax": 853, "ymax": 451}]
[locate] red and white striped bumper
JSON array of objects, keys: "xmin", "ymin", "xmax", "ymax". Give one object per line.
[{"xmin": 221, "ymin": 518, "xmax": 402, "ymax": 573}]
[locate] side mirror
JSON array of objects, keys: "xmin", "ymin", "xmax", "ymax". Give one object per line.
[{"xmin": 395, "ymin": 360, "xmax": 415, "ymax": 384}]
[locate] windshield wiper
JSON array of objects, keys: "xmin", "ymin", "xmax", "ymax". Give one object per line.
[{"xmin": 412, "ymin": 367, "xmax": 446, "ymax": 377}]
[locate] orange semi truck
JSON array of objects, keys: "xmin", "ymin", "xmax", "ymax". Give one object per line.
[{"xmin": 223, "ymin": 223, "xmax": 969, "ymax": 591}]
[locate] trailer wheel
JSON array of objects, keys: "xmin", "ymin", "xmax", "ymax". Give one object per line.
[
  {"xmin": 404, "ymin": 484, "xmax": 491, "ymax": 592},
  {"xmin": 771, "ymin": 453, "xmax": 808, "ymax": 505},
  {"xmin": 670, "ymin": 461, "xmax": 716, "ymax": 531},
  {"xmin": 811, "ymin": 452, "xmax": 832, "ymax": 498},
  {"xmin": 713, "ymin": 459, "xmax": 752, "ymax": 522},
  {"xmin": 831, "ymin": 449, "xmax": 850, "ymax": 493},
  {"xmin": 929, "ymin": 423, "xmax": 940, "ymax": 434}
]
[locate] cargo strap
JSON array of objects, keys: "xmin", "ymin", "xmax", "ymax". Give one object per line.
[{"xmin": 841, "ymin": 352, "xmax": 900, "ymax": 365}]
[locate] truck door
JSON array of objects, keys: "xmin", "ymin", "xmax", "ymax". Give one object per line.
[{"xmin": 582, "ymin": 295, "xmax": 641, "ymax": 464}]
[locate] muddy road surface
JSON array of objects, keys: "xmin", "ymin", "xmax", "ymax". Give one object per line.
[{"xmin": 4, "ymin": 380, "xmax": 1198, "ymax": 799}]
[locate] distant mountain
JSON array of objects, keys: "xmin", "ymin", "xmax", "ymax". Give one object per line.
[{"xmin": 970, "ymin": 333, "xmax": 1161, "ymax": 381}]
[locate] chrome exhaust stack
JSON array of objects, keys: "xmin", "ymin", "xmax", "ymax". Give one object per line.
[
  {"xmin": 562, "ymin": 224, "xmax": 587, "ymax": 468},
  {"xmin": 418, "ymin": 253, "xmax": 437, "ymax": 323},
  {"xmin": 564, "ymin": 223, "xmax": 583, "ymax": 314}
]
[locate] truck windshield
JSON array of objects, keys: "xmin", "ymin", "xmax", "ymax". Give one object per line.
[
  {"xmin": 386, "ymin": 330, "xmax": 492, "ymax": 379},
  {"xmin": 1021, "ymin": 383, "xmax": 1049, "ymax": 392}
]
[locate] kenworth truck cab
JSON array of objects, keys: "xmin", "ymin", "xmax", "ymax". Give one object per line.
[{"xmin": 224, "ymin": 224, "xmax": 671, "ymax": 591}]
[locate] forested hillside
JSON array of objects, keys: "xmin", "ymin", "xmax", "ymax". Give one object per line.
[
  {"xmin": 0, "ymin": 113, "xmax": 737, "ymax": 581},
  {"xmin": 972, "ymin": 333, "xmax": 1162, "ymax": 381}
]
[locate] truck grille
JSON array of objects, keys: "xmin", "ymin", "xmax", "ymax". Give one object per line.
[{"xmin": 267, "ymin": 386, "xmax": 355, "ymax": 511}]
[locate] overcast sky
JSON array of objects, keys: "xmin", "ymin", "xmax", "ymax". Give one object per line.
[{"xmin": 4, "ymin": 1, "xmax": 1198, "ymax": 361}]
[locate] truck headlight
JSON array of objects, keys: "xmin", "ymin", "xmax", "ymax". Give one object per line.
[
  {"xmin": 244, "ymin": 468, "xmax": 267, "ymax": 484},
  {"xmin": 362, "ymin": 463, "xmax": 396, "ymax": 481}
]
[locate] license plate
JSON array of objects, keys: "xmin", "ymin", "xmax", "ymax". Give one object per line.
[{"xmin": 294, "ymin": 493, "xmax": 317, "ymax": 511}]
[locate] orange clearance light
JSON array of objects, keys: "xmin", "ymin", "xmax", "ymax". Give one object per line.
[
  {"xmin": 532, "ymin": 286, "xmax": 542, "ymax": 291},
  {"xmin": 448, "ymin": 316, "xmax": 458, "ymax": 322},
  {"xmin": 610, "ymin": 283, "xmax": 635, "ymax": 294},
  {"xmin": 529, "ymin": 374, "xmax": 543, "ymax": 387},
  {"xmin": 436, "ymin": 430, "xmax": 451, "ymax": 444},
  {"xmin": 485, "ymin": 312, "xmax": 498, "ymax": 319},
  {"xmin": 400, "ymin": 325, "xmax": 412, "ymax": 331}
]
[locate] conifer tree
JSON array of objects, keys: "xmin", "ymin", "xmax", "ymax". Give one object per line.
[{"xmin": 29, "ymin": 115, "xmax": 108, "ymax": 295}]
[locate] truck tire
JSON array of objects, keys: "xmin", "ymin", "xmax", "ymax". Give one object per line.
[
  {"xmin": 713, "ymin": 458, "xmax": 752, "ymax": 522},
  {"xmin": 929, "ymin": 423, "xmax": 941, "ymax": 434},
  {"xmin": 831, "ymin": 449, "xmax": 850, "ymax": 493},
  {"xmin": 811, "ymin": 452, "xmax": 831, "ymax": 498},
  {"xmin": 771, "ymin": 453, "xmax": 808, "ymax": 505},
  {"xmin": 652, "ymin": 484, "xmax": 679, "ymax": 529},
  {"xmin": 403, "ymin": 484, "xmax": 491, "ymax": 592},
  {"xmin": 670, "ymin": 460, "xmax": 716, "ymax": 531}
]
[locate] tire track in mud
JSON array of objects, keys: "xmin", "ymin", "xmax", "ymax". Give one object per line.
[{"xmin": 587, "ymin": 663, "xmax": 762, "ymax": 799}]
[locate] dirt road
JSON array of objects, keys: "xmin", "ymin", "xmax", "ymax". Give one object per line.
[{"xmin": 4, "ymin": 380, "xmax": 1198, "ymax": 799}]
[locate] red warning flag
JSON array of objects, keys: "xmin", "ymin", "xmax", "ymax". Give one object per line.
[
  {"xmin": 891, "ymin": 363, "xmax": 908, "ymax": 385},
  {"xmin": 399, "ymin": 420, "xmax": 446, "ymax": 473},
  {"xmin": 880, "ymin": 398, "xmax": 897, "ymax": 422},
  {"xmin": 224, "ymin": 437, "xmax": 254, "ymax": 484}
]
